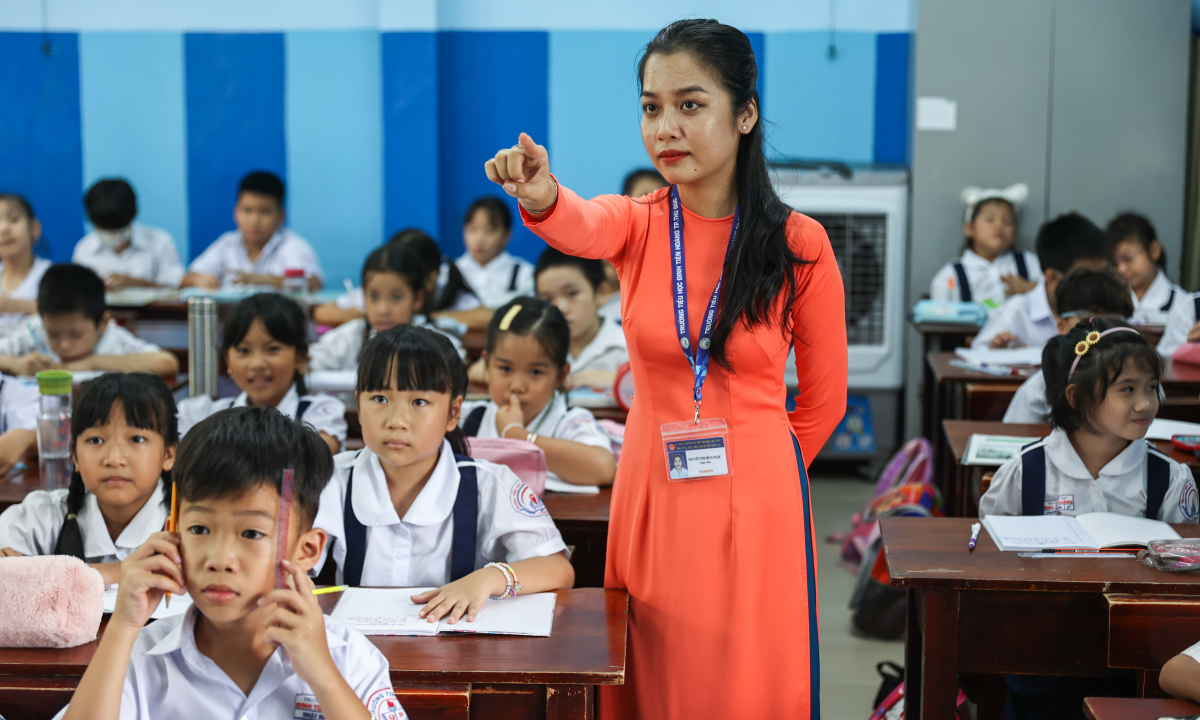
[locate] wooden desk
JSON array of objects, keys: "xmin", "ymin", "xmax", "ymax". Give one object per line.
[
  {"xmin": 543, "ymin": 489, "xmax": 612, "ymax": 588},
  {"xmin": 910, "ymin": 318, "xmax": 980, "ymax": 357},
  {"xmin": 882, "ymin": 517, "xmax": 1200, "ymax": 720},
  {"xmin": 0, "ymin": 465, "xmax": 39, "ymax": 513},
  {"xmin": 1107, "ymin": 594, "xmax": 1200, "ymax": 677},
  {"xmin": 0, "ymin": 588, "xmax": 627, "ymax": 720},
  {"xmin": 1084, "ymin": 697, "xmax": 1200, "ymax": 720}
]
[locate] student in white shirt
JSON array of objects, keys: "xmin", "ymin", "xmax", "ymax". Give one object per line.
[
  {"xmin": 0, "ymin": 264, "xmax": 179, "ymax": 377},
  {"xmin": 74, "ymin": 179, "xmax": 185, "ymax": 290},
  {"xmin": 176, "ymin": 293, "xmax": 346, "ymax": 454},
  {"xmin": 455, "ymin": 196, "xmax": 534, "ymax": 311},
  {"xmin": 972, "ymin": 213, "xmax": 1109, "ymax": 350},
  {"xmin": 182, "ymin": 171, "xmax": 324, "ymax": 291},
  {"xmin": 0, "ymin": 372, "xmax": 38, "ymax": 473},
  {"xmin": 0, "ymin": 374, "xmax": 178, "ymax": 585},
  {"xmin": 929, "ymin": 184, "xmax": 1042, "ymax": 307},
  {"xmin": 0, "ymin": 193, "xmax": 51, "ymax": 336},
  {"xmin": 1107, "ymin": 212, "xmax": 1186, "ymax": 326},
  {"xmin": 313, "ymin": 228, "xmax": 484, "ymax": 331},
  {"xmin": 461, "ymin": 298, "xmax": 616, "ymax": 493},
  {"xmin": 1003, "ymin": 269, "xmax": 1134, "ymax": 424},
  {"xmin": 1158, "ymin": 291, "xmax": 1200, "ymax": 359},
  {"xmin": 310, "ymin": 243, "xmax": 464, "ymax": 371},
  {"xmin": 534, "ymin": 247, "xmax": 628, "ymax": 388},
  {"xmin": 314, "ymin": 325, "xmax": 573, "ymax": 625},
  {"xmin": 54, "ymin": 407, "xmax": 403, "ymax": 720}
]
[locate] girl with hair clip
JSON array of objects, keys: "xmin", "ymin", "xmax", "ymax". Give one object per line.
[
  {"xmin": 981, "ymin": 317, "xmax": 1198, "ymax": 719},
  {"xmin": 312, "ymin": 325, "xmax": 574, "ymax": 623},
  {"xmin": 0, "ymin": 373, "xmax": 178, "ymax": 584},
  {"xmin": 929, "ymin": 183, "xmax": 1042, "ymax": 307},
  {"xmin": 309, "ymin": 243, "xmax": 464, "ymax": 372},
  {"xmin": 176, "ymin": 293, "xmax": 346, "ymax": 454},
  {"xmin": 0, "ymin": 193, "xmax": 51, "ymax": 337},
  {"xmin": 461, "ymin": 298, "xmax": 617, "ymax": 494}
]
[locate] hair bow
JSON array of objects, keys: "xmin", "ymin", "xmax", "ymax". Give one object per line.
[
  {"xmin": 1067, "ymin": 327, "xmax": 1139, "ymax": 382},
  {"xmin": 960, "ymin": 183, "xmax": 1029, "ymax": 223}
]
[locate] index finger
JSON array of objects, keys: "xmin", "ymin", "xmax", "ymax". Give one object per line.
[{"xmin": 518, "ymin": 132, "xmax": 544, "ymax": 160}]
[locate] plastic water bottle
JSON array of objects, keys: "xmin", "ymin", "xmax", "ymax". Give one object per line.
[
  {"xmin": 36, "ymin": 370, "xmax": 73, "ymax": 491},
  {"xmin": 282, "ymin": 268, "xmax": 307, "ymax": 298}
]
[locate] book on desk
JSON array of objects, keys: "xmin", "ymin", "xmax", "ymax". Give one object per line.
[
  {"xmin": 330, "ymin": 588, "xmax": 557, "ymax": 637},
  {"xmin": 982, "ymin": 512, "xmax": 1181, "ymax": 552}
]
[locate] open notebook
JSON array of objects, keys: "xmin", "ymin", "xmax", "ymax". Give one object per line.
[
  {"xmin": 982, "ymin": 512, "xmax": 1181, "ymax": 552},
  {"xmin": 330, "ymin": 588, "xmax": 556, "ymax": 636},
  {"xmin": 101, "ymin": 586, "xmax": 193, "ymax": 620}
]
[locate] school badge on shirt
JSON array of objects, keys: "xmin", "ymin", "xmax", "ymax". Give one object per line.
[
  {"xmin": 511, "ymin": 482, "xmax": 548, "ymax": 517},
  {"xmin": 368, "ymin": 689, "xmax": 407, "ymax": 719},
  {"xmin": 1180, "ymin": 483, "xmax": 1199, "ymax": 521},
  {"xmin": 294, "ymin": 694, "xmax": 324, "ymax": 719}
]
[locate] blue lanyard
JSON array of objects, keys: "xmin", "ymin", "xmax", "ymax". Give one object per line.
[{"xmin": 669, "ymin": 185, "xmax": 739, "ymax": 423}]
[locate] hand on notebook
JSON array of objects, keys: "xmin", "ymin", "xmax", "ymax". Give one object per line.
[
  {"xmin": 259, "ymin": 559, "xmax": 336, "ymax": 686},
  {"xmin": 12, "ymin": 353, "xmax": 59, "ymax": 376},
  {"xmin": 111, "ymin": 532, "xmax": 185, "ymax": 631},
  {"xmin": 412, "ymin": 569, "xmax": 506, "ymax": 625},
  {"xmin": 988, "ymin": 332, "xmax": 1023, "ymax": 349}
]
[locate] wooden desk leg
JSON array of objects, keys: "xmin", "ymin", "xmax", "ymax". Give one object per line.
[
  {"xmin": 547, "ymin": 685, "xmax": 591, "ymax": 720},
  {"xmin": 906, "ymin": 588, "xmax": 924, "ymax": 719},
  {"xmin": 920, "ymin": 589, "xmax": 961, "ymax": 720}
]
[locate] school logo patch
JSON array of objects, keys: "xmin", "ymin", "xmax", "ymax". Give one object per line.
[
  {"xmin": 1042, "ymin": 495, "xmax": 1074, "ymax": 515},
  {"xmin": 680, "ymin": 337, "xmax": 690, "ymax": 349},
  {"xmin": 699, "ymin": 338, "xmax": 710, "ymax": 350},
  {"xmin": 293, "ymin": 693, "xmax": 325, "ymax": 719},
  {"xmin": 1180, "ymin": 483, "xmax": 1199, "ymax": 521},
  {"xmin": 510, "ymin": 481, "xmax": 548, "ymax": 517},
  {"xmin": 367, "ymin": 689, "xmax": 406, "ymax": 720}
]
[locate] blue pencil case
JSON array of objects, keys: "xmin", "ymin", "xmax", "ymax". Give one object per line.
[{"xmin": 911, "ymin": 300, "xmax": 989, "ymax": 326}]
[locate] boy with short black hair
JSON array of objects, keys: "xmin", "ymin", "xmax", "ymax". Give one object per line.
[
  {"xmin": 972, "ymin": 212, "xmax": 1110, "ymax": 350},
  {"xmin": 182, "ymin": 171, "xmax": 324, "ymax": 291},
  {"xmin": 74, "ymin": 178, "xmax": 185, "ymax": 290},
  {"xmin": 535, "ymin": 247, "xmax": 627, "ymax": 388},
  {"xmin": 54, "ymin": 406, "xmax": 404, "ymax": 720},
  {"xmin": 0, "ymin": 264, "xmax": 179, "ymax": 377}
]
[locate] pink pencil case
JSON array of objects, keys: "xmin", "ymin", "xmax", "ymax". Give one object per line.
[
  {"xmin": 1137, "ymin": 538, "xmax": 1200, "ymax": 572},
  {"xmin": 0, "ymin": 555, "xmax": 104, "ymax": 648}
]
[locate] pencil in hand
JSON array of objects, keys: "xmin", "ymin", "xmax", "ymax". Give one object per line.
[{"xmin": 166, "ymin": 482, "xmax": 178, "ymax": 608}]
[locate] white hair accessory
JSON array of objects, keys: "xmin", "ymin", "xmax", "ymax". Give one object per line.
[{"xmin": 961, "ymin": 183, "xmax": 1029, "ymax": 224}]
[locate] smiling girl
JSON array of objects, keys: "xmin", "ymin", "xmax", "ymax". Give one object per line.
[
  {"xmin": 176, "ymin": 293, "xmax": 346, "ymax": 454},
  {"xmin": 0, "ymin": 193, "xmax": 50, "ymax": 337}
]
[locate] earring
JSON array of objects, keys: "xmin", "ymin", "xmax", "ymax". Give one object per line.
[{"xmin": 742, "ymin": 125, "xmax": 748, "ymax": 132}]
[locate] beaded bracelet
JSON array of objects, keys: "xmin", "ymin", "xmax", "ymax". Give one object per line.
[{"xmin": 485, "ymin": 561, "xmax": 522, "ymax": 599}]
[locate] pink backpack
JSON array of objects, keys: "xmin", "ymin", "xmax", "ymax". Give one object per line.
[
  {"xmin": 840, "ymin": 437, "xmax": 936, "ymax": 570},
  {"xmin": 465, "ymin": 437, "xmax": 547, "ymax": 496}
]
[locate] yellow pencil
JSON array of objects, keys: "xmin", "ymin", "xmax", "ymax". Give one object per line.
[
  {"xmin": 166, "ymin": 482, "xmax": 178, "ymax": 608},
  {"xmin": 312, "ymin": 585, "xmax": 348, "ymax": 596}
]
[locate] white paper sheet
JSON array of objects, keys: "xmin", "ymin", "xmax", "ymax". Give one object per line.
[
  {"xmin": 102, "ymin": 586, "xmax": 193, "ymax": 620},
  {"xmin": 954, "ymin": 346, "xmax": 1044, "ymax": 366},
  {"xmin": 981, "ymin": 515, "xmax": 1092, "ymax": 551},
  {"xmin": 1075, "ymin": 512, "xmax": 1180, "ymax": 548},
  {"xmin": 331, "ymin": 588, "xmax": 557, "ymax": 637},
  {"xmin": 543, "ymin": 477, "xmax": 601, "ymax": 495},
  {"xmin": 439, "ymin": 591, "xmax": 556, "ymax": 636},
  {"xmin": 916, "ymin": 96, "xmax": 957, "ymax": 131},
  {"xmin": 1145, "ymin": 418, "xmax": 1200, "ymax": 441},
  {"xmin": 963, "ymin": 435, "xmax": 1034, "ymax": 466}
]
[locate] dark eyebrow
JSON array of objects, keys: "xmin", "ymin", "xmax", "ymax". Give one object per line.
[
  {"xmin": 641, "ymin": 85, "xmax": 708, "ymax": 98},
  {"xmin": 182, "ymin": 504, "xmax": 276, "ymax": 520}
]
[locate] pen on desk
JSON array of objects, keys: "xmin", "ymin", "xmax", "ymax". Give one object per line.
[
  {"xmin": 1037, "ymin": 548, "xmax": 1140, "ymax": 554},
  {"xmin": 968, "ymin": 522, "xmax": 981, "ymax": 551},
  {"xmin": 312, "ymin": 585, "xmax": 349, "ymax": 596}
]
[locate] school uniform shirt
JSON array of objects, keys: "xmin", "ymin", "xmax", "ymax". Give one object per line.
[
  {"xmin": 336, "ymin": 260, "xmax": 482, "ymax": 313},
  {"xmin": 461, "ymin": 392, "xmax": 612, "ymax": 494},
  {"xmin": 313, "ymin": 442, "xmax": 568, "ymax": 587},
  {"xmin": 73, "ymin": 223, "xmax": 185, "ymax": 287},
  {"xmin": 0, "ymin": 479, "xmax": 168, "ymax": 561},
  {"xmin": 176, "ymin": 384, "xmax": 347, "ymax": 443},
  {"xmin": 188, "ymin": 228, "xmax": 324, "ymax": 288},
  {"xmin": 929, "ymin": 249, "xmax": 1043, "ymax": 307},
  {"xmin": 0, "ymin": 373, "xmax": 38, "ymax": 433},
  {"xmin": 1129, "ymin": 269, "xmax": 1188, "ymax": 326},
  {"xmin": 1001, "ymin": 369, "xmax": 1051, "ymax": 424},
  {"xmin": 568, "ymin": 316, "xmax": 628, "ymax": 374},
  {"xmin": 1157, "ymin": 291, "xmax": 1200, "ymax": 357},
  {"xmin": 0, "ymin": 317, "xmax": 160, "ymax": 362},
  {"xmin": 0, "ymin": 257, "xmax": 49, "ymax": 337},
  {"xmin": 309, "ymin": 317, "xmax": 466, "ymax": 372},
  {"xmin": 970, "ymin": 280, "xmax": 1058, "ymax": 350},
  {"xmin": 50, "ymin": 604, "xmax": 402, "ymax": 720},
  {"xmin": 1181, "ymin": 640, "xmax": 1200, "ymax": 663},
  {"xmin": 979, "ymin": 427, "xmax": 1198, "ymax": 522},
  {"xmin": 599, "ymin": 291, "xmax": 622, "ymax": 324},
  {"xmin": 455, "ymin": 251, "xmax": 534, "ymax": 309}
]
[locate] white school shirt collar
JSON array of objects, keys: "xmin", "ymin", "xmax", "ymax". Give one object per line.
[
  {"xmin": 568, "ymin": 316, "xmax": 625, "ymax": 370},
  {"xmin": 232, "ymin": 229, "xmax": 287, "ymax": 270},
  {"xmin": 232, "ymin": 383, "xmax": 300, "ymax": 416},
  {"xmin": 1027, "ymin": 280, "xmax": 1053, "ymax": 323},
  {"xmin": 1043, "ymin": 427, "xmax": 1147, "ymax": 481},
  {"xmin": 0, "ymin": 257, "xmax": 50, "ymax": 299},
  {"xmin": 1137, "ymin": 270, "xmax": 1174, "ymax": 312},
  {"xmin": 458, "ymin": 250, "xmax": 515, "ymax": 275},
  {"xmin": 350, "ymin": 440, "xmax": 460, "ymax": 527},
  {"xmin": 80, "ymin": 478, "xmax": 167, "ymax": 559}
]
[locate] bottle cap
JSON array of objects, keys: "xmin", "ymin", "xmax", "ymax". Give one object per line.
[
  {"xmin": 36, "ymin": 370, "xmax": 73, "ymax": 395},
  {"xmin": 284, "ymin": 268, "xmax": 305, "ymax": 278}
]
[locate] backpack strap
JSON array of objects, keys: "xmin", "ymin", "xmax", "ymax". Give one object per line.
[
  {"xmin": 450, "ymin": 454, "xmax": 479, "ymax": 582},
  {"xmin": 508, "ymin": 263, "xmax": 521, "ymax": 292},
  {"xmin": 1020, "ymin": 444, "xmax": 1047, "ymax": 516},
  {"xmin": 296, "ymin": 399, "xmax": 312, "ymax": 423},
  {"xmin": 1193, "ymin": 294, "xmax": 1200, "ymax": 322},
  {"xmin": 1161, "ymin": 290, "xmax": 1177, "ymax": 313},
  {"xmin": 952, "ymin": 261, "xmax": 973, "ymax": 303},
  {"xmin": 462, "ymin": 406, "xmax": 486, "ymax": 437},
  {"xmin": 341, "ymin": 454, "xmax": 367, "ymax": 587},
  {"xmin": 1012, "ymin": 252, "xmax": 1030, "ymax": 280},
  {"xmin": 1145, "ymin": 448, "xmax": 1170, "ymax": 520}
]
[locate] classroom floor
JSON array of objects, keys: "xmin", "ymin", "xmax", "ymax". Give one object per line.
[{"xmin": 811, "ymin": 472, "xmax": 906, "ymax": 719}]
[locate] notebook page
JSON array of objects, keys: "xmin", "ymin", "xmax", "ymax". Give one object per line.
[
  {"xmin": 981, "ymin": 515, "xmax": 1093, "ymax": 551},
  {"xmin": 955, "ymin": 347, "xmax": 1043, "ymax": 366},
  {"xmin": 438, "ymin": 592, "xmax": 557, "ymax": 637},
  {"xmin": 102, "ymin": 587, "xmax": 192, "ymax": 620},
  {"xmin": 1074, "ymin": 512, "xmax": 1180, "ymax": 548},
  {"xmin": 330, "ymin": 587, "xmax": 439, "ymax": 636},
  {"xmin": 1145, "ymin": 419, "xmax": 1200, "ymax": 441}
]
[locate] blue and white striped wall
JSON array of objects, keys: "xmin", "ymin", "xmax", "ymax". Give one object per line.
[{"xmin": 0, "ymin": 0, "xmax": 913, "ymax": 288}]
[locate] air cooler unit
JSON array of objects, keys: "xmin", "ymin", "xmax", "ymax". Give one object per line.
[{"xmin": 772, "ymin": 165, "xmax": 909, "ymax": 460}]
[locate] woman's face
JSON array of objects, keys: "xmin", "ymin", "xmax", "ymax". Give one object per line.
[
  {"xmin": 639, "ymin": 52, "xmax": 755, "ymax": 191},
  {"xmin": 673, "ymin": 455, "xmax": 683, "ymax": 470},
  {"xmin": 0, "ymin": 199, "xmax": 38, "ymax": 263}
]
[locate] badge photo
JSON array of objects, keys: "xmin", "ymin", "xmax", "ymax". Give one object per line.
[{"xmin": 661, "ymin": 418, "xmax": 732, "ymax": 481}]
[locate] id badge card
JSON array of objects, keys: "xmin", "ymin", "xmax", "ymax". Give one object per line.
[{"xmin": 662, "ymin": 418, "xmax": 732, "ymax": 481}]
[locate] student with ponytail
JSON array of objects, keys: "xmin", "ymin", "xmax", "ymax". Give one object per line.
[
  {"xmin": 0, "ymin": 373, "xmax": 178, "ymax": 583},
  {"xmin": 484, "ymin": 19, "xmax": 846, "ymax": 719}
]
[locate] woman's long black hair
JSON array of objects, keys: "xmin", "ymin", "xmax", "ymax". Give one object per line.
[
  {"xmin": 55, "ymin": 373, "xmax": 179, "ymax": 559},
  {"xmin": 638, "ymin": 19, "xmax": 809, "ymax": 371}
]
